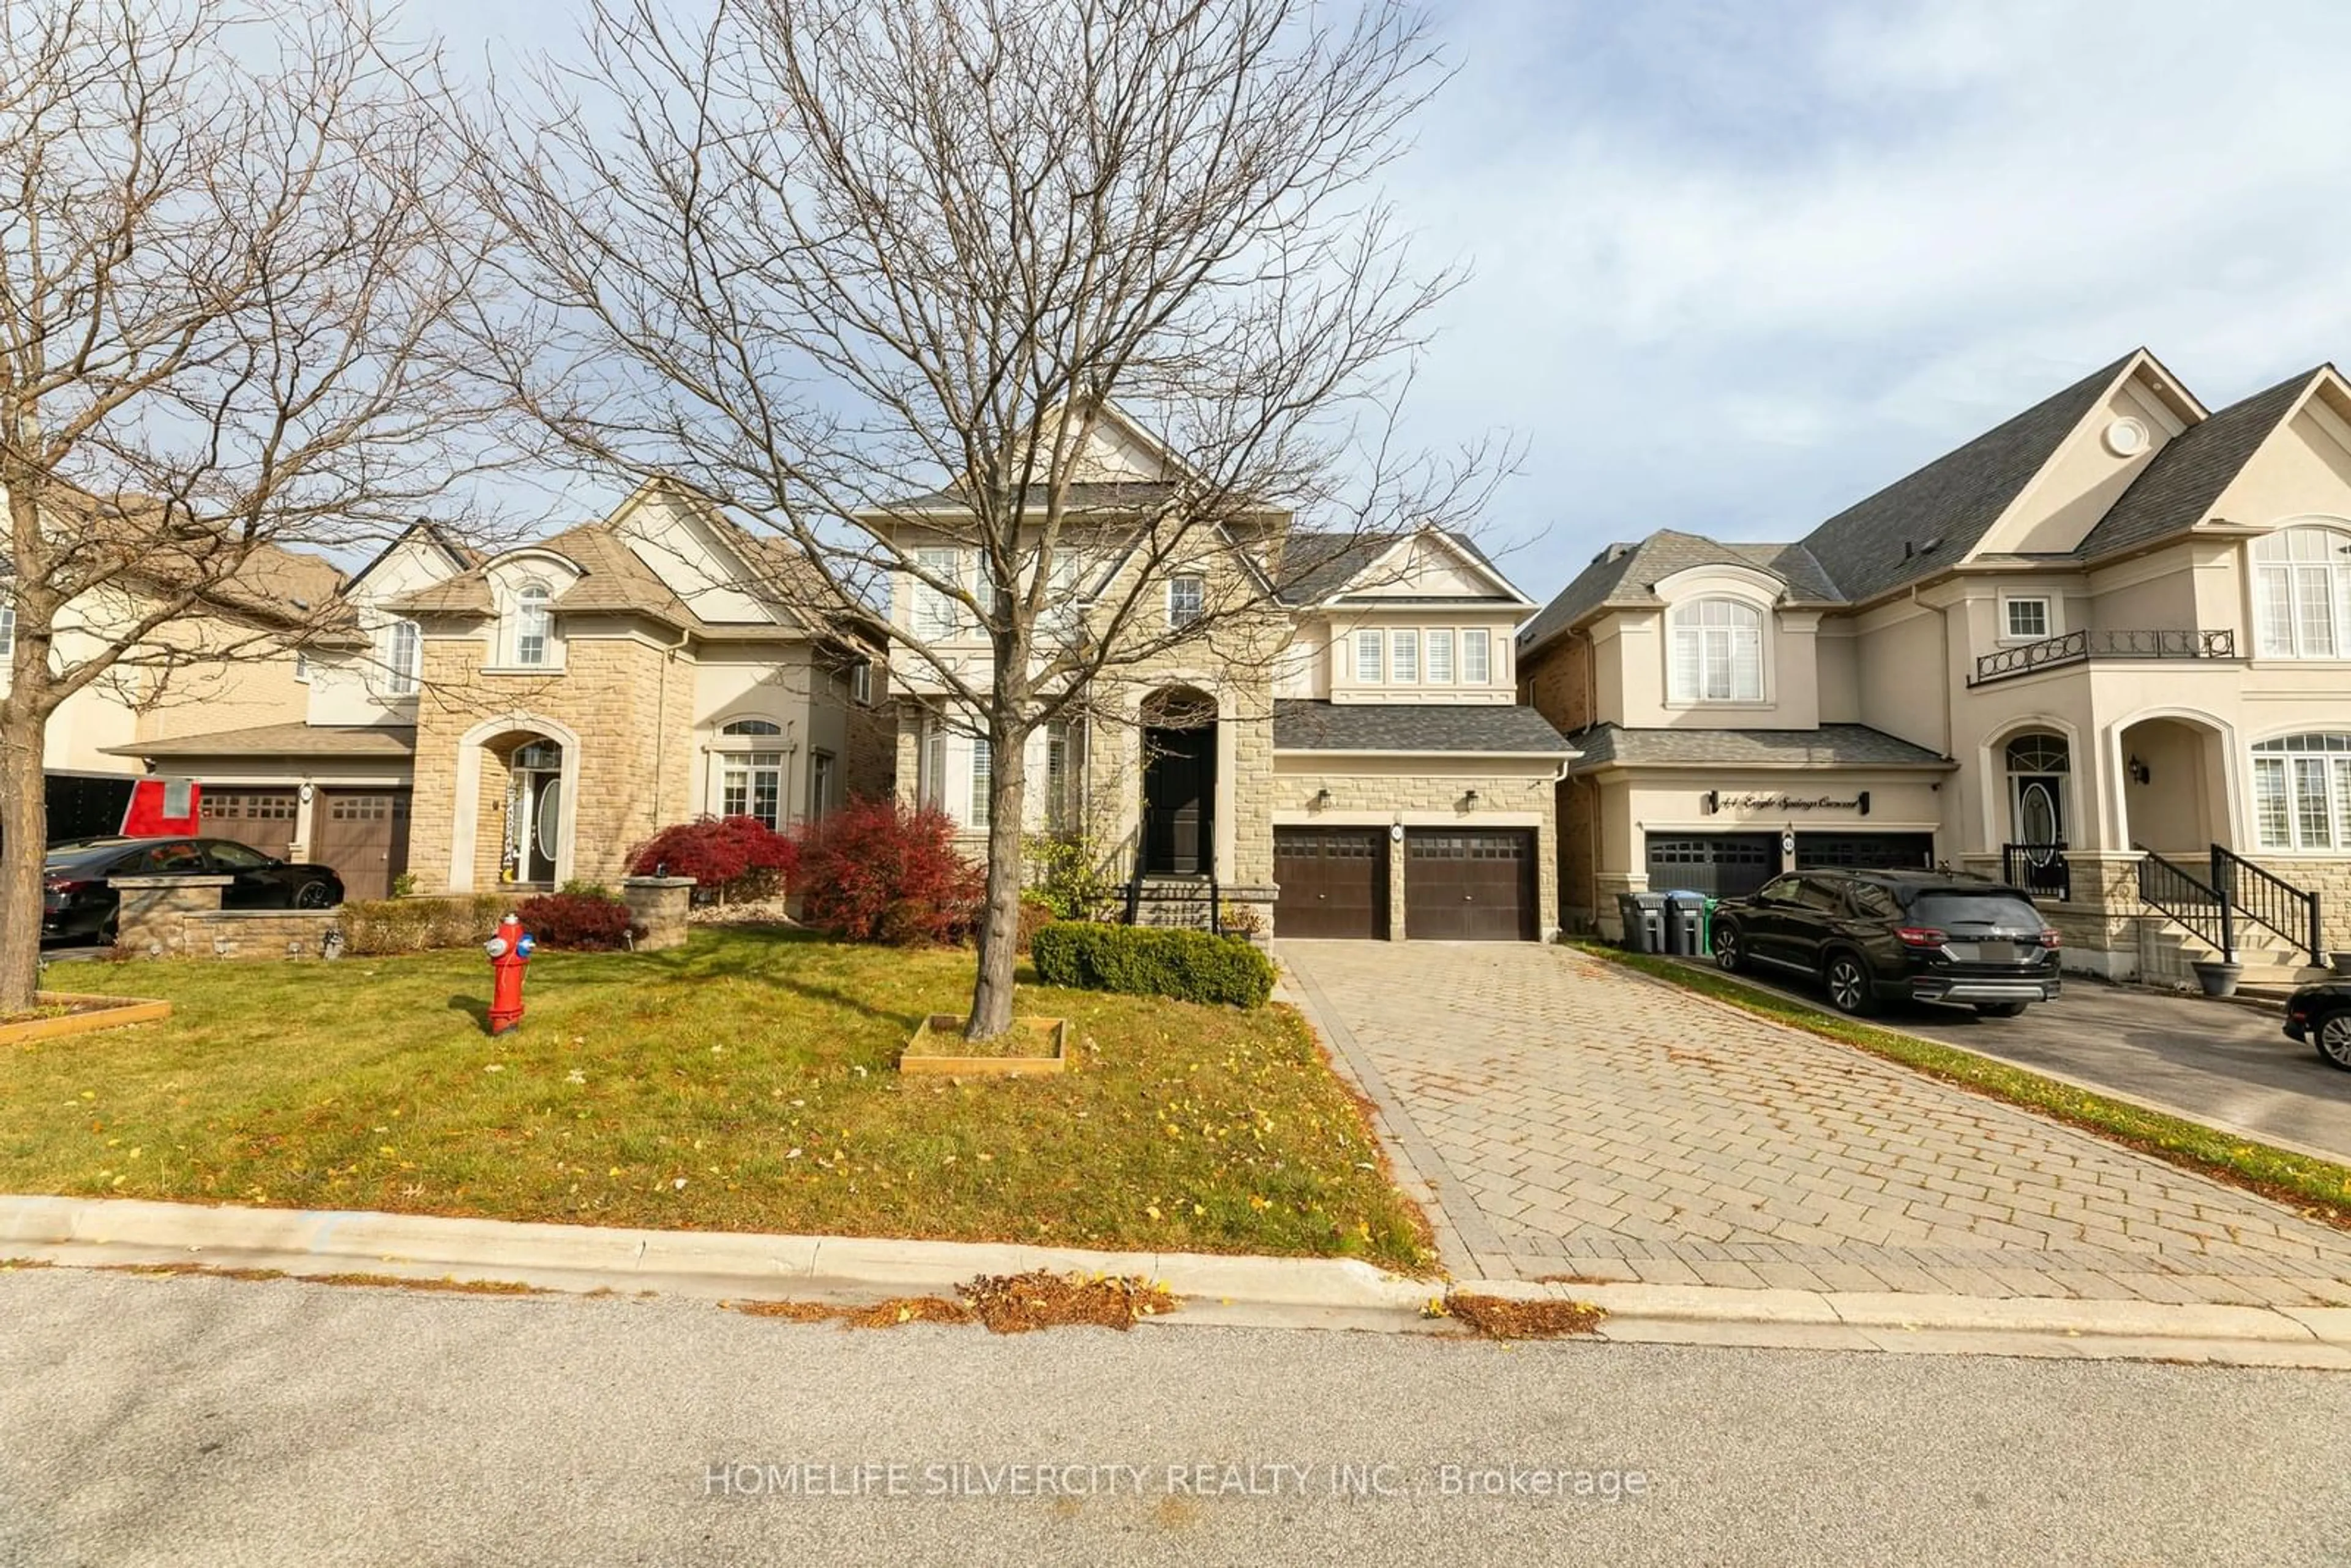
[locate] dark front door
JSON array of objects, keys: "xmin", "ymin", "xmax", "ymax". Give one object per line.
[
  {"xmin": 527, "ymin": 773, "xmax": 561, "ymax": 883},
  {"xmin": 1404, "ymin": 829, "xmax": 1535, "ymax": 940},
  {"xmin": 1274, "ymin": 828, "xmax": 1389, "ymax": 939},
  {"xmin": 1142, "ymin": 726, "xmax": 1215, "ymax": 874}
]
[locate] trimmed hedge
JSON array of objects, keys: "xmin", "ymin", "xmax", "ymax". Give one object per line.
[
  {"xmin": 1030, "ymin": 922, "xmax": 1275, "ymax": 1008},
  {"xmin": 514, "ymin": 891, "xmax": 637, "ymax": 951},
  {"xmin": 339, "ymin": 893, "xmax": 511, "ymax": 956}
]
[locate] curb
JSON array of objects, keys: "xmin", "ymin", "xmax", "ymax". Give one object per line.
[{"xmin": 7, "ymin": 1194, "xmax": 2351, "ymax": 1367}]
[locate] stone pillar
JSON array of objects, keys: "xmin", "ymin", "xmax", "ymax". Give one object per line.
[
  {"xmin": 109, "ymin": 874, "xmax": 233, "ymax": 958},
  {"xmin": 621, "ymin": 876, "xmax": 696, "ymax": 951}
]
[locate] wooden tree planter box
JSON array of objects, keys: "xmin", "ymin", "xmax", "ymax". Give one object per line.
[
  {"xmin": 899, "ymin": 1014, "xmax": 1068, "ymax": 1078},
  {"xmin": 0, "ymin": 992, "xmax": 173, "ymax": 1046}
]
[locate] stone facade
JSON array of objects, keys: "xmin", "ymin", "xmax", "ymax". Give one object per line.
[
  {"xmin": 110, "ymin": 874, "xmax": 341, "ymax": 961},
  {"xmin": 621, "ymin": 876, "xmax": 696, "ymax": 950}
]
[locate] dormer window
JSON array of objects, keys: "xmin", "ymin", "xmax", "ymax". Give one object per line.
[
  {"xmin": 1668, "ymin": 598, "xmax": 1764, "ymax": 703},
  {"xmin": 513, "ymin": 582, "xmax": 552, "ymax": 666}
]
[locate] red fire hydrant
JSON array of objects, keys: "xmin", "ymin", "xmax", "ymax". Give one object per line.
[{"xmin": 484, "ymin": 912, "xmax": 536, "ymax": 1036}]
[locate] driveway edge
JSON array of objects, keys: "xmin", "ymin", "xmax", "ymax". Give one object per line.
[{"xmin": 8, "ymin": 1193, "xmax": 2351, "ymax": 1367}]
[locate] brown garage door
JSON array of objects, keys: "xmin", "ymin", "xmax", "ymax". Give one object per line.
[
  {"xmin": 196, "ymin": 788, "xmax": 300, "ymax": 856},
  {"xmin": 312, "ymin": 789, "xmax": 413, "ymax": 901},
  {"xmin": 1274, "ymin": 827, "xmax": 1389, "ymax": 939},
  {"xmin": 1405, "ymin": 828, "xmax": 1535, "ymax": 940}
]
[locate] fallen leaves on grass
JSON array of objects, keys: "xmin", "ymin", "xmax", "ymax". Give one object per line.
[{"xmin": 1445, "ymin": 1293, "xmax": 1606, "ymax": 1340}]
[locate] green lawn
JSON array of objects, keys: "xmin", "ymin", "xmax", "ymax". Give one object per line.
[{"xmin": 11, "ymin": 930, "xmax": 1430, "ymax": 1272}]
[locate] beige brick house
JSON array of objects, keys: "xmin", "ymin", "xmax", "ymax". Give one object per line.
[
  {"xmin": 119, "ymin": 482, "xmax": 888, "ymax": 897},
  {"xmin": 1521, "ymin": 347, "xmax": 2351, "ymax": 985},
  {"xmin": 880, "ymin": 407, "xmax": 1572, "ymax": 940}
]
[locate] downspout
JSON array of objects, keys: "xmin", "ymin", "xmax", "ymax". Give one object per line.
[{"xmin": 654, "ymin": 624, "xmax": 688, "ymax": 825}]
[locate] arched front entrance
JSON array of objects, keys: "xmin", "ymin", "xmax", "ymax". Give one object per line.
[
  {"xmin": 1140, "ymin": 686, "xmax": 1217, "ymax": 876},
  {"xmin": 506, "ymin": 737, "xmax": 566, "ymax": 884},
  {"xmin": 450, "ymin": 715, "xmax": 583, "ymax": 891},
  {"xmin": 2117, "ymin": 715, "xmax": 2228, "ymax": 857}
]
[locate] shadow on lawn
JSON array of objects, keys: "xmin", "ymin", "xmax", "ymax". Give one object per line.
[{"xmin": 444, "ymin": 993, "xmax": 490, "ymax": 1030}]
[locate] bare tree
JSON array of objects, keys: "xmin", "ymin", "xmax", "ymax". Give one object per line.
[
  {"xmin": 479, "ymin": 0, "xmax": 1495, "ymax": 1038},
  {"xmin": 0, "ymin": 1, "xmax": 508, "ymax": 1012}
]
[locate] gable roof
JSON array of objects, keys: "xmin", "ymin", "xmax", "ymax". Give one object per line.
[
  {"xmin": 2072, "ymin": 368, "xmax": 2321, "ymax": 563},
  {"xmin": 1795, "ymin": 350, "xmax": 2139, "ymax": 603},
  {"xmin": 345, "ymin": 520, "xmax": 478, "ymax": 597},
  {"xmin": 1278, "ymin": 527, "xmax": 1527, "ymax": 607},
  {"xmin": 1517, "ymin": 530, "xmax": 1843, "ymax": 655}
]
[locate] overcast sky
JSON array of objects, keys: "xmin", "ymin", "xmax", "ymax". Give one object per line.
[{"xmin": 413, "ymin": 0, "xmax": 2351, "ymax": 605}]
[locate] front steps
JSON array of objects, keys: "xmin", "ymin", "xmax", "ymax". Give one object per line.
[{"xmin": 2142, "ymin": 923, "xmax": 2330, "ymax": 991}]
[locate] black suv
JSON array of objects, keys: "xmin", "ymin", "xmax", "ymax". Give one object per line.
[{"xmin": 1711, "ymin": 869, "xmax": 2062, "ymax": 1018}]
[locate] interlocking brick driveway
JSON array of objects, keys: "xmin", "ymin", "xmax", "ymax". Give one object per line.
[{"xmin": 1281, "ymin": 941, "xmax": 2351, "ymax": 1306}]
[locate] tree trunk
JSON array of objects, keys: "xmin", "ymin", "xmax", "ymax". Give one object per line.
[
  {"xmin": 964, "ymin": 715, "xmax": 1028, "ymax": 1042},
  {"xmin": 0, "ymin": 705, "xmax": 50, "ymax": 1015}
]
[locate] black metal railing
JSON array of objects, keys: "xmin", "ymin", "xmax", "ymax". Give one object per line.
[
  {"xmin": 2135, "ymin": 847, "xmax": 2233, "ymax": 958},
  {"xmin": 2001, "ymin": 841, "xmax": 2071, "ymax": 903},
  {"xmin": 2211, "ymin": 845, "xmax": 2323, "ymax": 965},
  {"xmin": 1972, "ymin": 628, "xmax": 2236, "ymax": 685}
]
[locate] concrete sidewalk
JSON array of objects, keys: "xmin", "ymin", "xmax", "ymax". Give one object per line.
[{"xmin": 7, "ymin": 1193, "xmax": 2350, "ymax": 1367}]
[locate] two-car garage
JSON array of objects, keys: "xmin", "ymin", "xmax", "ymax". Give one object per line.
[
  {"xmin": 1642, "ymin": 830, "xmax": 1936, "ymax": 900},
  {"xmin": 1273, "ymin": 825, "xmax": 1538, "ymax": 942}
]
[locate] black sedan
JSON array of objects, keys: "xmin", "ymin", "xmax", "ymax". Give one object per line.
[
  {"xmin": 41, "ymin": 836, "xmax": 344, "ymax": 943},
  {"xmin": 2284, "ymin": 978, "xmax": 2351, "ymax": 1071}
]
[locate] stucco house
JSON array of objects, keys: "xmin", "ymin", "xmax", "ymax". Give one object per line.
[
  {"xmin": 116, "ymin": 482, "xmax": 888, "ymax": 898},
  {"xmin": 880, "ymin": 407, "xmax": 1573, "ymax": 941},
  {"xmin": 1521, "ymin": 347, "xmax": 2351, "ymax": 985}
]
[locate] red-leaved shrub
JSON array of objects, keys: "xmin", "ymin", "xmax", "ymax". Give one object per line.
[
  {"xmin": 516, "ymin": 891, "xmax": 636, "ymax": 951},
  {"xmin": 627, "ymin": 815, "xmax": 800, "ymax": 902},
  {"xmin": 790, "ymin": 799, "xmax": 983, "ymax": 945}
]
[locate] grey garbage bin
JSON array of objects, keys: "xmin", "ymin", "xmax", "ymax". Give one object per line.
[
  {"xmin": 1663, "ymin": 890, "xmax": 1708, "ymax": 957},
  {"xmin": 1616, "ymin": 891, "xmax": 1667, "ymax": 953}
]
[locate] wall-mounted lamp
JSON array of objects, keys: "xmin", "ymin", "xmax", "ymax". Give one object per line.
[
  {"xmin": 1461, "ymin": 788, "xmax": 1480, "ymax": 811},
  {"xmin": 1857, "ymin": 790, "xmax": 1872, "ymax": 817},
  {"xmin": 2128, "ymin": 754, "xmax": 2151, "ymax": 786},
  {"xmin": 1701, "ymin": 790, "xmax": 1720, "ymax": 816},
  {"xmin": 1311, "ymin": 787, "xmax": 1332, "ymax": 808}
]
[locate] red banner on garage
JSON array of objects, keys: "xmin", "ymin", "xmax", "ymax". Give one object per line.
[{"xmin": 120, "ymin": 778, "xmax": 201, "ymax": 837}]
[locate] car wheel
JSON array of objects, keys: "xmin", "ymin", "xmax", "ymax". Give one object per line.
[
  {"xmin": 1713, "ymin": 924, "xmax": 1744, "ymax": 973},
  {"xmin": 2316, "ymin": 1010, "xmax": 2351, "ymax": 1073},
  {"xmin": 294, "ymin": 880, "xmax": 335, "ymax": 910},
  {"xmin": 1823, "ymin": 951, "xmax": 1875, "ymax": 1016},
  {"xmin": 1973, "ymin": 1002, "xmax": 2028, "ymax": 1019}
]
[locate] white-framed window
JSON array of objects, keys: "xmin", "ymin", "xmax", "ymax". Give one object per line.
[
  {"xmin": 913, "ymin": 547, "xmax": 963, "ymax": 640},
  {"xmin": 0, "ymin": 598, "xmax": 13, "ymax": 660},
  {"xmin": 1354, "ymin": 628, "xmax": 1382, "ymax": 683},
  {"xmin": 1668, "ymin": 598, "xmax": 1764, "ymax": 703},
  {"xmin": 1389, "ymin": 628, "xmax": 1419, "ymax": 683},
  {"xmin": 721, "ymin": 749, "xmax": 785, "ymax": 828},
  {"xmin": 1426, "ymin": 628, "xmax": 1454, "ymax": 684},
  {"xmin": 2003, "ymin": 596, "xmax": 2052, "ymax": 642},
  {"xmin": 1045, "ymin": 719, "xmax": 1073, "ymax": 830},
  {"xmin": 384, "ymin": 618, "xmax": 421, "ymax": 696},
  {"xmin": 809, "ymin": 751, "xmax": 836, "ymax": 820},
  {"xmin": 2253, "ymin": 525, "xmax": 2351, "ymax": 658},
  {"xmin": 293, "ymin": 649, "xmax": 310, "ymax": 682},
  {"xmin": 1461, "ymin": 627, "xmax": 1491, "ymax": 685},
  {"xmin": 923, "ymin": 722, "xmax": 948, "ymax": 811},
  {"xmin": 1167, "ymin": 575, "xmax": 1205, "ymax": 629},
  {"xmin": 2252, "ymin": 733, "xmax": 2351, "ymax": 851},
  {"xmin": 512, "ymin": 582, "xmax": 552, "ymax": 666},
  {"xmin": 1041, "ymin": 550, "xmax": 1082, "ymax": 640},
  {"xmin": 723, "ymin": 717, "xmax": 784, "ymax": 737},
  {"xmin": 850, "ymin": 658, "xmax": 874, "ymax": 705},
  {"xmin": 970, "ymin": 735, "xmax": 992, "ymax": 827}
]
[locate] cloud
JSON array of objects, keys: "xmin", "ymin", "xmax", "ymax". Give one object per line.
[{"xmin": 1390, "ymin": 0, "xmax": 2351, "ymax": 587}]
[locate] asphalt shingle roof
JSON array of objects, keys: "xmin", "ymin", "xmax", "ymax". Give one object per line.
[
  {"xmin": 1793, "ymin": 351, "xmax": 2135, "ymax": 603},
  {"xmin": 1566, "ymin": 723, "xmax": 1952, "ymax": 771},
  {"xmin": 110, "ymin": 723, "xmax": 418, "ymax": 759},
  {"xmin": 1518, "ymin": 531, "xmax": 1844, "ymax": 653},
  {"xmin": 2072, "ymin": 369, "xmax": 2317, "ymax": 561},
  {"xmin": 1272, "ymin": 699, "xmax": 1572, "ymax": 754}
]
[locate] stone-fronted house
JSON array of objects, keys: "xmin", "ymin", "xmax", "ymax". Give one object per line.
[
  {"xmin": 1521, "ymin": 347, "xmax": 2351, "ymax": 985},
  {"xmin": 879, "ymin": 407, "xmax": 1573, "ymax": 940},
  {"xmin": 118, "ymin": 482, "xmax": 888, "ymax": 897}
]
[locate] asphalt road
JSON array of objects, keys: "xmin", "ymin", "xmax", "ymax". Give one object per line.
[
  {"xmin": 5, "ymin": 1267, "xmax": 2347, "ymax": 1567},
  {"xmin": 1686, "ymin": 956, "xmax": 2351, "ymax": 1161}
]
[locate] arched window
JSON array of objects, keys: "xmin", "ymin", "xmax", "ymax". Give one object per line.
[
  {"xmin": 721, "ymin": 718, "xmax": 784, "ymax": 736},
  {"xmin": 2252, "ymin": 525, "xmax": 2351, "ymax": 658},
  {"xmin": 512, "ymin": 582, "xmax": 552, "ymax": 666},
  {"xmin": 2251, "ymin": 733, "xmax": 2351, "ymax": 850},
  {"xmin": 1668, "ymin": 598, "xmax": 1764, "ymax": 703},
  {"xmin": 716, "ymin": 718, "xmax": 787, "ymax": 828},
  {"xmin": 384, "ymin": 619, "xmax": 421, "ymax": 696}
]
